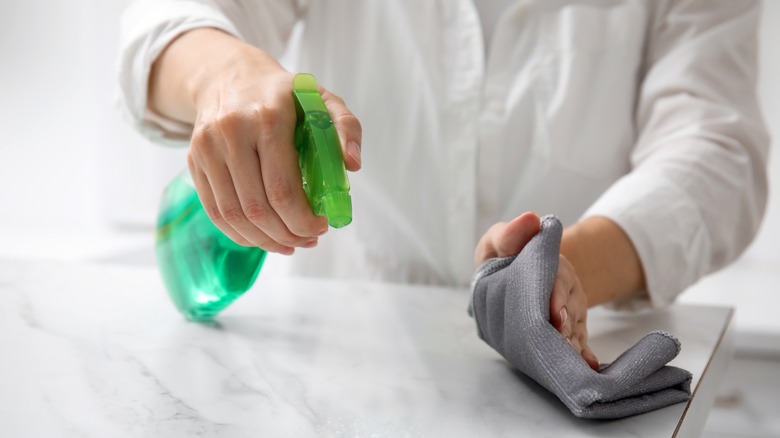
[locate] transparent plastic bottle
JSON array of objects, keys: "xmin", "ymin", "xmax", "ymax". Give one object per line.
[
  {"xmin": 155, "ymin": 73, "xmax": 351, "ymax": 321},
  {"xmin": 155, "ymin": 171, "xmax": 267, "ymax": 321}
]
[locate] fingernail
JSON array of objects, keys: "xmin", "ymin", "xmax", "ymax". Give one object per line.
[
  {"xmin": 560, "ymin": 307, "xmax": 568, "ymax": 328},
  {"xmin": 302, "ymin": 239, "xmax": 318, "ymax": 248},
  {"xmin": 566, "ymin": 337, "xmax": 572, "ymax": 346},
  {"xmin": 347, "ymin": 141, "xmax": 361, "ymax": 167}
]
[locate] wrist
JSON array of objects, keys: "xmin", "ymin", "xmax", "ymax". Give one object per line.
[
  {"xmin": 181, "ymin": 29, "xmax": 286, "ymax": 112},
  {"xmin": 561, "ymin": 216, "xmax": 646, "ymax": 307}
]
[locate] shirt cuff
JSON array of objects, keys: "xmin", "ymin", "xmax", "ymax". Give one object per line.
[
  {"xmin": 118, "ymin": 3, "xmax": 244, "ymax": 146},
  {"xmin": 581, "ymin": 168, "xmax": 711, "ymax": 309}
]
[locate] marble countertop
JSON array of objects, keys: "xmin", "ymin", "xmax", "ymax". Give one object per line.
[
  {"xmin": 678, "ymin": 255, "xmax": 780, "ymax": 357},
  {"xmin": 0, "ymin": 258, "xmax": 732, "ymax": 437}
]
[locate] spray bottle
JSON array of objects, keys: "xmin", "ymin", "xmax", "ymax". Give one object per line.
[{"xmin": 155, "ymin": 73, "xmax": 352, "ymax": 321}]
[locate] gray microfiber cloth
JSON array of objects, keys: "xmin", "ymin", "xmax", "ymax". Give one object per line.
[{"xmin": 468, "ymin": 215, "xmax": 692, "ymax": 419}]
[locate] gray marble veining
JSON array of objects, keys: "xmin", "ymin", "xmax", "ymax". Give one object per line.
[{"xmin": 0, "ymin": 259, "xmax": 731, "ymax": 437}]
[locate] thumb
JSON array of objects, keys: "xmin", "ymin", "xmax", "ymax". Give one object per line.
[
  {"xmin": 320, "ymin": 86, "xmax": 362, "ymax": 171},
  {"xmin": 475, "ymin": 212, "xmax": 541, "ymax": 266},
  {"xmin": 496, "ymin": 212, "xmax": 543, "ymax": 257},
  {"xmin": 526, "ymin": 214, "xmax": 564, "ymax": 266}
]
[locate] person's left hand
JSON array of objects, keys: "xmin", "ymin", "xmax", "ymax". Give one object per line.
[{"xmin": 474, "ymin": 212, "xmax": 600, "ymax": 371}]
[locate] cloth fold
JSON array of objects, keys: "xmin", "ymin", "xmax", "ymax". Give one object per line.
[{"xmin": 469, "ymin": 215, "xmax": 692, "ymax": 419}]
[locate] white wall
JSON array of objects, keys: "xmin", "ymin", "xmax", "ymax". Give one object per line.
[
  {"xmin": 0, "ymin": 1, "xmax": 101, "ymax": 231},
  {"xmin": 748, "ymin": 1, "xmax": 780, "ymax": 267},
  {"xmin": 0, "ymin": 0, "xmax": 185, "ymax": 237}
]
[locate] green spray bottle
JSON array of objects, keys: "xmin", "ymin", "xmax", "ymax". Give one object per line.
[{"xmin": 155, "ymin": 73, "xmax": 352, "ymax": 321}]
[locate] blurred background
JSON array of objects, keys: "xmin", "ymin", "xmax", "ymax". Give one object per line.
[{"xmin": 0, "ymin": 2, "xmax": 777, "ymax": 437}]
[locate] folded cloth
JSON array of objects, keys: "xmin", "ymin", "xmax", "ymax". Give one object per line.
[{"xmin": 468, "ymin": 215, "xmax": 692, "ymax": 419}]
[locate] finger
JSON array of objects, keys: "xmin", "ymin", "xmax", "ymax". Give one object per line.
[
  {"xmin": 567, "ymin": 334, "xmax": 583, "ymax": 354},
  {"xmin": 187, "ymin": 149, "xmax": 254, "ymax": 246},
  {"xmin": 188, "ymin": 125, "xmax": 255, "ymax": 248},
  {"xmin": 494, "ymin": 212, "xmax": 541, "ymax": 258},
  {"xmin": 549, "ymin": 276, "xmax": 571, "ymax": 332},
  {"xmin": 474, "ymin": 212, "xmax": 541, "ymax": 266},
  {"xmin": 582, "ymin": 345, "xmax": 600, "ymax": 371},
  {"xmin": 570, "ymin": 282, "xmax": 589, "ymax": 321},
  {"xmin": 256, "ymin": 105, "xmax": 329, "ymax": 238},
  {"xmin": 226, "ymin": 139, "xmax": 315, "ymax": 248},
  {"xmin": 474, "ymin": 223, "xmax": 503, "ymax": 266},
  {"xmin": 569, "ymin": 292, "xmax": 601, "ymax": 371},
  {"xmin": 204, "ymin": 160, "xmax": 295, "ymax": 254},
  {"xmin": 320, "ymin": 86, "xmax": 362, "ymax": 171},
  {"xmin": 187, "ymin": 157, "xmax": 252, "ymax": 247},
  {"xmin": 551, "ymin": 254, "xmax": 578, "ymax": 329},
  {"xmin": 574, "ymin": 315, "xmax": 600, "ymax": 371},
  {"xmin": 567, "ymin": 267, "xmax": 589, "ymax": 331}
]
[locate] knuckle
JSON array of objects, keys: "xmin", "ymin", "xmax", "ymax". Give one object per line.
[
  {"xmin": 335, "ymin": 112, "xmax": 362, "ymax": 134},
  {"xmin": 318, "ymin": 86, "xmax": 336, "ymax": 101},
  {"xmin": 191, "ymin": 125, "xmax": 209, "ymax": 144},
  {"xmin": 243, "ymin": 201, "xmax": 270, "ymax": 224},
  {"xmin": 214, "ymin": 110, "xmax": 248, "ymax": 137},
  {"xmin": 186, "ymin": 151, "xmax": 197, "ymax": 169},
  {"xmin": 220, "ymin": 205, "xmax": 246, "ymax": 224},
  {"xmin": 330, "ymin": 94, "xmax": 347, "ymax": 108},
  {"xmin": 553, "ymin": 277, "xmax": 569, "ymax": 297},
  {"xmin": 254, "ymin": 105, "xmax": 282, "ymax": 133},
  {"xmin": 206, "ymin": 205, "xmax": 223, "ymax": 223},
  {"xmin": 265, "ymin": 180, "xmax": 296, "ymax": 208},
  {"xmin": 192, "ymin": 120, "xmax": 218, "ymax": 146},
  {"xmin": 190, "ymin": 126, "xmax": 223, "ymax": 162},
  {"xmin": 189, "ymin": 137, "xmax": 210, "ymax": 160}
]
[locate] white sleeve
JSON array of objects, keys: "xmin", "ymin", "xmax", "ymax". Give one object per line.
[
  {"xmin": 117, "ymin": 0, "xmax": 303, "ymax": 146},
  {"xmin": 582, "ymin": 0, "xmax": 770, "ymax": 307}
]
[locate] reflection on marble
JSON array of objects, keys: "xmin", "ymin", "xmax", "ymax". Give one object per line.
[
  {"xmin": 679, "ymin": 257, "xmax": 780, "ymax": 357},
  {"xmin": 703, "ymin": 356, "xmax": 780, "ymax": 438},
  {"xmin": 0, "ymin": 259, "xmax": 731, "ymax": 437}
]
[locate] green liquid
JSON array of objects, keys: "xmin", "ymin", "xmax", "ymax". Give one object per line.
[
  {"xmin": 155, "ymin": 173, "xmax": 266, "ymax": 321},
  {"xmin": 155, "ymin": 73, "xmax": 349, "ymax": 321}
]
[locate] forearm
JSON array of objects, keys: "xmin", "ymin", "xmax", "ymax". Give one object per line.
[
  {"xmin": 148, "ymin": 27, "xmax": 283, "ymax": 124},
  {"xmin": 560, "ymin": 216, "xmax": 646, "ymax": 307}
]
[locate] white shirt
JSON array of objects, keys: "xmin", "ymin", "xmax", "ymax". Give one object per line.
[
  {"xmin": 119, "ymin": 0, "xmax": 769, "ymax": 307},
  {"xmin": 474, "ymin": 0, "xmax": 516, "ymax": 49}
]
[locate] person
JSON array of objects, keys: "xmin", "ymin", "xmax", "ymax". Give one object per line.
[{"xmin": 119, "ymin": 0, "xmax": 769, "ymax": 369}]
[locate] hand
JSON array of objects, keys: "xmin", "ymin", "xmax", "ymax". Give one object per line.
[
  {"xmin": 474, "ymin": 212, "xmax": 600, "ymax": 371},
  {"xmin": 548, "ymin": 253, "xmax": 600, "ymax": 371},
  {"xmin": 150, "ymin": 29, "xmax": 362, "ymax": 254}
]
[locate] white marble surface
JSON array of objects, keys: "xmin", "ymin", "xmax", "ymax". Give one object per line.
[
  {"xmin": 678, "ymin": 255, "xmax": 780, "ymax": 357},
  {"xmin": 0, "ymin": 259, "xmax": 732, "ymax": 437}
]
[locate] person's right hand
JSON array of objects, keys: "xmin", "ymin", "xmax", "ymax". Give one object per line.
[{"xmin": 151, "ymin": 29, "xmax": 363, "ymax": 254}]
